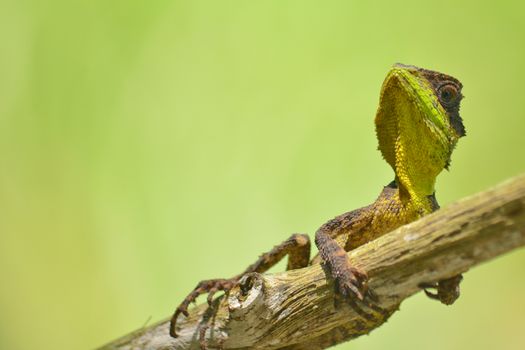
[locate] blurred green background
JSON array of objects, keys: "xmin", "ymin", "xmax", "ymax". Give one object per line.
[{"xmin": 1, "ymin": 1, "xmax": 525, "ymax": 349}]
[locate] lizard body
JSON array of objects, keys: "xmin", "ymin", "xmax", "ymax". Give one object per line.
[{"xmin": 170, "ymin": 63, "xmax": 465, "ymax": 344}]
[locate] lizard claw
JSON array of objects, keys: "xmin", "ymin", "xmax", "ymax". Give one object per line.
[
  {"xmin": 333, "ymin": 267, "xmax": 367, "ymax": 301},
  {"xmin": 327, "ymin": 259, "xmax": 382, "ymax": 320},
  {"xmin": 170, "ymin": 277, "xmax": 238, "ymax": 338},
  {"xmin": 206, "ymin": 287, "xmax": 219, "ymax": 305}
]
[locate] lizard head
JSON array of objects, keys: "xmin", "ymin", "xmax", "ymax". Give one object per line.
[{"xmin": 375, "ymin": 63, "xmax": 465, "ymax": 206}]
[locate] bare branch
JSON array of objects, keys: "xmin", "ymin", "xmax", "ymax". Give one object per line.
[{"xmin": 98, "ymin": 174, "xmax": 525, "ymax": 350}]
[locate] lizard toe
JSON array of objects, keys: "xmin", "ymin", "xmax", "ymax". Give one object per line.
[
  {"xmin": 170, "ymin": 277, "xmax": 240, "ymax": 339},
  {"xmin": 419, "ymin": 274, "xmax": 463, "ymax": 305}
]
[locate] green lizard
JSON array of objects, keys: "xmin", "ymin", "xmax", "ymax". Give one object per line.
[{"xmin": 170, "ymin": 63, "xmax": 466, "ymax": 342}]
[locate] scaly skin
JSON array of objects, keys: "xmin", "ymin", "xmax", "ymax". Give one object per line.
[{"xmin": 170, "ymin": 64, "xmax": 465, "ymax": 347}]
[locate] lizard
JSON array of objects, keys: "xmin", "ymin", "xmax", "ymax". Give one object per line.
[{"xmin": 169, "ymin": 63, "xmax": 466, "ymax": 344}]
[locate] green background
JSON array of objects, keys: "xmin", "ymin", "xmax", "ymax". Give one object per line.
[{"xmin": 1, "ymin": 1, "xmax": 525, "ymax": 349}]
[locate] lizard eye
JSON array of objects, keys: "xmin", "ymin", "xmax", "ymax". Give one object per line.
[{"xmin": 438, "ymin": 84, "xmax": 459, "ymax": 107}]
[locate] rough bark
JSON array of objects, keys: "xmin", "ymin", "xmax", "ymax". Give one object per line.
[{"xmin": 98, "ymin": 174, "xmax": 525, "ymax": 350}]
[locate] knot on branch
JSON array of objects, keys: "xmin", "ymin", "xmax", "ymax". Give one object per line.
[{"xmin": 228, "ymin": 272, "xmax": 265, "ymax": 319}]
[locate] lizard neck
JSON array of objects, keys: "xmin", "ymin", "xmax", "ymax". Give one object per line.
[{"xmin": 395, "ymin": 172, "xmax": 437, "ymax": 215}]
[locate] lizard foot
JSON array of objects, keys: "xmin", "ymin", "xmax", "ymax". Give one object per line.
[
  {"xmin": 170, "ymin": 277, "xmax": 239, "ymax": 338},
  {"xmin": 328, "ymin": 259, "xmax": 381, "ymax": 320},
  {"xmin": 419, "ymin": 274, "xmax": 463, "ymax": 305}
]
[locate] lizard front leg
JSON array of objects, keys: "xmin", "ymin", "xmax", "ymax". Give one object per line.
[
  {"xmin": 420, "ymin": 274, "xmax": 463, "ymax": 305},
  {"xmin": 314, "ymin": 207, "xmax": 381, "ymax": 319},
  {"xmin": 170, "ymin": 233, "xmax": 311, "ymax": 338},
  {"xmin": 315, "ymin": 226, "xmax": 369, "ymax": 302}
]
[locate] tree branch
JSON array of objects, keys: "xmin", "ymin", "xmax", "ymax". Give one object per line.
[{"xmin": 98, "ymin": 174, "xmax": 525, "ymax": 350}]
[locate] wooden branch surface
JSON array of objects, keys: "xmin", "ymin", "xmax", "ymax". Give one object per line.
[{"xmin": 99, "ymin": 174, "xmax": 525, "ymax": 350}]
